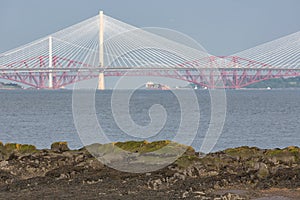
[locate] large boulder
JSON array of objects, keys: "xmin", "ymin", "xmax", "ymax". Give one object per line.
[{"xmin": 51, "ymin": 142, "xmax": 70, "ymax": 152}]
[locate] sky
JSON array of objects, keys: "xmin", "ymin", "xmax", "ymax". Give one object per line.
[{"xmin": 0, "ymin": 0, "xmax": 299, "ymax": 56}]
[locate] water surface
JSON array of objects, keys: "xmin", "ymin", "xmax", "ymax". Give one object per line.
[{"xmin": 0, "ymin": 89, "xmax": 299, "ymax": 152}]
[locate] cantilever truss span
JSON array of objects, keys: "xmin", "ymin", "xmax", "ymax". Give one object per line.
[{"xmin": 0, "ymin": 13, "xmax": 299, "ymax": 89}]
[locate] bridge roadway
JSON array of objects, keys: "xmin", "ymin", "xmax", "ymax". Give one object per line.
[{"xmin": 0, "ymin": 66, "xmax": 299, "ymax": 89}]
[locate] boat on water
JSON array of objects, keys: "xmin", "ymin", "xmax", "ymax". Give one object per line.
[{"xmin": 145, "ymin": 81, "xmax": 170, "ymax": 90}]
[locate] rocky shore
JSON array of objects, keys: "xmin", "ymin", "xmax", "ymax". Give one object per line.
[{"xmin": 0, "ymin": 141, "xmax": 300, "ymax": 199}]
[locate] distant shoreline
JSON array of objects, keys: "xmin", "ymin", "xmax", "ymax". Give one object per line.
[{"xmin": 1, "ymin": 87, "xmax": 300, "ymax": 91}]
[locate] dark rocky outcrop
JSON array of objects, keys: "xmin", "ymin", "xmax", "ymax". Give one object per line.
[{"xmin": 0, "ymin": 141, "xmax": 299, "ymax": 199}]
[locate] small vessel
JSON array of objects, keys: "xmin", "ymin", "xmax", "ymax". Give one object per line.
[{"xmin": 145, "ymin": 81, "xmax": 170, "ymax": 90}]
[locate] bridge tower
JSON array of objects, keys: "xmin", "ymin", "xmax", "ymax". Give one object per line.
[
  {"xmin": 48, "ymin": 36, "xmax": 53, "ymax": 89},
  {"xmin": 97, "ymin": 11, "xmax": 105, "ymax": 90}
]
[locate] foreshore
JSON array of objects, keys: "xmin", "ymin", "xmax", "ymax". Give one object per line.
[{"xmin": 0, "ymin": 141, "xmax": 299, "ymax": 199}]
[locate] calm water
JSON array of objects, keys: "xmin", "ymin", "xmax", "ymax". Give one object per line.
[{"xmin": 0, "ymin": 89, "xmax": 299, "ymax": 152}]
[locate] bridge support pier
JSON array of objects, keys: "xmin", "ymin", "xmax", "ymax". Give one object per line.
[
  {"xmin": 97, "ymin": 10, "xmax": 105, "ymax": 90},
  {"xmin": 49, "ymin": 72, "xmax": 53, "ymax": 88},
  {"xmin": 98, "ymin": 72, "xmax": 105, "ymax": 90}
]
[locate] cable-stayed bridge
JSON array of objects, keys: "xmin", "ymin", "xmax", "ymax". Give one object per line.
[{"xmin": 0, "ymin": 11, "xmax": 299, "ymax": 89}]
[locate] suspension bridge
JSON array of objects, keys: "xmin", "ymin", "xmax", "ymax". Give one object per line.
[{"xmin": 0, "ymin": 11, "xmax": 299, "ymax": 89}]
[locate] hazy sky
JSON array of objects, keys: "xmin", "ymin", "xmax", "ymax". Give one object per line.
[{"xmin": 0, "ymin": 0, "xmax": 299, "ymax": 55}]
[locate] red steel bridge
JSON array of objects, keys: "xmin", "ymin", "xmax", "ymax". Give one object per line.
[{"xmin": 0, "ymin": 12, "xmax": 299, "ymax": 89}]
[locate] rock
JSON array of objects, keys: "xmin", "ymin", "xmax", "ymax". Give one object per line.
[
  {"xmin": 0, "ymin": 161, "xmax": 8, "ymax": 167},
  {"xmin": 257, "ymin": 163, "xmax": 269, "ymax": 179},
  {"xmin": 224, "ymin": 146, "xmax": 262, "ymax": 161},
  {"xmin": 173, "ymin": 172, "xmax": 186, "ymax": 181},
  {"xmin": 51, "ymin": 142, "xmax": 70, "ymax": 152},
  {"xmin": 182, "ymin": 191, "xmax": 189, "ymax": 198},
  {"xmin": 193, "ymin": 191, "xmax": 206, "ymax": 195},
  {"xmin": 218, "ymin": 192, "xmax": 247, "ymax": 200},
  {"xmin": 265, "ymin": 147, "xmax": 299, "ymax": 165},
  {"xmin": 148, "ymin": 178, "xmax": 163, "ymax": 190},
  {"xmin": 88, "ymin": 159, "xmax": 104, "ymax": 169},
  {"xmin": 74, "ymin": 154, "xmax": 84, "ymax": 162}
]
